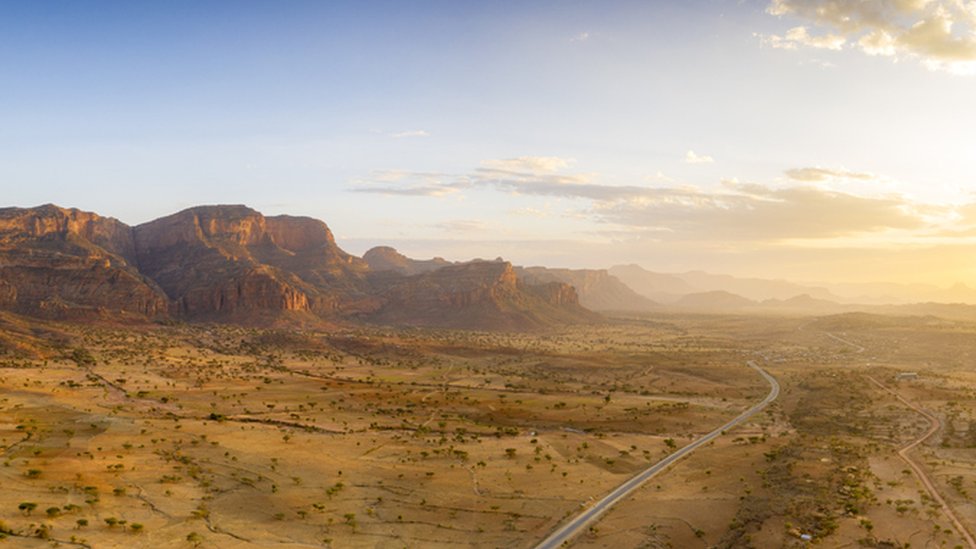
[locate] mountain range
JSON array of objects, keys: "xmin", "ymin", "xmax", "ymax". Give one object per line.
[
  {"xmin": 3, "ymin": 204, "xmax": 975, "ymax": 331},
  {"xmin": 0, "ymin": 204, "xmax": 592, "ymax": 330}
]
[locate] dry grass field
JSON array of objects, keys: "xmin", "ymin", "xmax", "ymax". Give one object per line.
[{"xmin": 0, "ymin": 312, "xmax": 974, "ymax": 548}]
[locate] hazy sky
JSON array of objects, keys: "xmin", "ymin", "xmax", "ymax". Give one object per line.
[{"xmin": 2, "ymin": 0, "xmax": 975, "ymax": 284}]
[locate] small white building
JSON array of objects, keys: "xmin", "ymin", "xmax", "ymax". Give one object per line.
[{"xmin": 895, "ymin": 372, "xmax": 919, "ymax": 381}]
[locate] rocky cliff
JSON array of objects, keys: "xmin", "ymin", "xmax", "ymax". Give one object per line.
[
  {"xmin": 366, "ymin": 260, "xmax": 595, "ymax": 330},
  {"xmin": 516, "ymin": 266, "xmax": 657, "ymax": 311},
  {"xmin": 363, "ymin": 246, "xmax": 452, "ymax": 275},
  {"xmin": 0, "ymin": 204, "xmax": 598, "ymax": 330},
  {"xmin": 0, "ymin": 205, "xmax": 168, "ymax": 318},
  {"xmin": 132, "ymin": 205, "xmax": 370, "ymax": 319}
]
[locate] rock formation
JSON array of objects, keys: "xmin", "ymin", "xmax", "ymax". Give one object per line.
[
  {"xmin": 132, "ymin": 205, "xmax": 370, "ymax": 319},
  {"xmin": 366, "ymin": 260, "xmax": 595, "ymax": 330},
  {"xmin": 0, "ymin": 205, "xmax": 168, "ymax": 318},
  {"xmin": 516, "ymin": 266, "xmax": 657, "ymax": 311},
  {"xmin": 0, "ymin": 204, "xmax": 598, "ymax": 330},
  {"xmin": 363, "ymin": 246, "xmax": 452, "ymax": 275}
]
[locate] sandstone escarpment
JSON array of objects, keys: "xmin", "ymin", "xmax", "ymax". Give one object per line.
[
  {"xmin": 363, "ymin": 246, "xmax": 452, "ymax": 275},
  {"xmin": 132, "ymin": 205, "xmax": 370, "ymax": 319},
  {"xmin": 0, "ymin": 203, "xmax": 599, "ymax": 330},
  {"xmin": 516, "ymin": 266, "xmax": 657, "ymax": 311},
  {"xmin": 0, "ymin": 204, "xmax": 137, "ymax": 260},
  {"xmin": 365, "ymin": 260, "xmax": 594, "ymax": 330},
  {"xmin": 0, "ymin": 205, "xmax": 169, "ymax": 318}
]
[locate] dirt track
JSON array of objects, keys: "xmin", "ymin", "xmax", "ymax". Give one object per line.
[{"xmin": 866, "ymin": 375, "xmax": 976, "ymax": 549}]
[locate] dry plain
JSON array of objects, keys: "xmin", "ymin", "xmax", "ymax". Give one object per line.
[{"xmin": 0, "ymin": 312, "xmax": 974, "ymax": 548}]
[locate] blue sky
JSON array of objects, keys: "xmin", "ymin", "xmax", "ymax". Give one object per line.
[{"xmin": 2, "ymin": 0, "xmax": 976, "ymax": 284}]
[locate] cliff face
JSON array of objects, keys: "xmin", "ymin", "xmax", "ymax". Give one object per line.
[
  {"xmin": 366, "ymin": 260, "xmax": 593, "ymax": 330},
  {"xmin": 0, "ymin": 205, "xmax": 169, "ymax": 318},
  {"xmin": 134, "ymin": 206, "xmax": 354, "ymax": 318},
  {"xmin": 517, "ymin": 266, "xmax": 657, "ymax": 311},
  {"xmin": 132, "ymin": 205, "xmax": 369, "ymax": 319},
  {"xmin": 0, "ymin": 204, "xmax": 137, "ymax": 260},
  {"xmin": 0, "ymin": 204, "xmax": 598, "ymax": 330}
]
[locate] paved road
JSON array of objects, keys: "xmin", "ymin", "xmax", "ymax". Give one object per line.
[
  {"xmin": 866, "ymin": 376, "xmax": 976, "ymax": 549},
  {"xmin": 534, "ymin": 361, "xmax": 780, "ymax": 549}
]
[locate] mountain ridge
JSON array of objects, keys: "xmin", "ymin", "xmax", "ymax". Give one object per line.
[{"xmin": 0, "ymin": 204, "xmax": 592, "ymax": 331}]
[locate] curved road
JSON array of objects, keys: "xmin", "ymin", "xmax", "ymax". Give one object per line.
[
  {"xmin": 534, "ymin": 361, "xmax": 779, "ymax": 549},
  {"xmin": 866, "ymin": 376, "xmax": 976, "ymax": 549}
]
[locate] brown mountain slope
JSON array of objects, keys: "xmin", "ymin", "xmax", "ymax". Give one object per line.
[
  {"xmin": 516, "ymin": 266, "xmax": 657, "ymax": 311},
  {"xmin": 0, "ymin": 204, "xmax": 598, "ymax": 330},
  {"xmin": 365, "ymin": 261, "xmax": 597, "ymax": 330},
  {"xmin": 0, "ymin": 205, "xmax": 168, "ymax": 319},
  {"xmin": 363, "ymin": 246, "xmax": 452, "ymax": 275},
  {"xmin": 132, "ymin": 205, "xmax": 371, "ymax": 319}
]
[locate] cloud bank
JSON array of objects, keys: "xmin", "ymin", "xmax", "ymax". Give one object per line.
[
  {"xmin": 349, "ymin": 156, "xmax": 950, "ymax": 244},
  {"xmin": 765, "ymin": 0, "xmax": 976, "ymax": 73}
]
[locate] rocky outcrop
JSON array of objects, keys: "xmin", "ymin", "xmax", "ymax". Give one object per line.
[
  {"xmin": 0, "ymin": 204, "xmax": 137, "ymax": 260},
  {"xmin": 517, "ymin": 267, "xmax": 657, "ymax": 311},
  {"xmin": 132, "ymin": 205, "xmax": 370, "ymax": 319},
  {"xmin": 363, "ymin": 246, "xmax": 452, "ymax": 275},
  {"xmin": 0, "ymin": 205, "xmax": 169, "ymax": 318},
  {"xmin": 0, "ymin": 204, "xmax": 599, "ymax": 330},
  {"xmin": 365, "ymin": 260, "xmax": 595, "ymax": 330}
]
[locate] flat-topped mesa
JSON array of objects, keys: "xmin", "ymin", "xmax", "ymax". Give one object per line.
[
  {"xmin": 0, "ymin": 204, "xmax": 137, "ymax": 262},
  {"xmin": 516, "ymin": 266, "xmax": 658, "ymax": 311},
  {"xmin": 132, "ymin": 205, "xmax": 269, "ymax": 251},
  {"xmin": 0, "ymin": 205, "xmax": 168, "ymax": 318},
  {"xmin": 265, "ymin": 215, "xmax": 338, "ymax": 253},
  {"xmin": 132, "ymin": 205, "xmax": 369, "ymax": 319},
  {"xmin": 365, "ymin": 260, "xmax": 592, "ymax": 330},
  {"xmin": 363, "ymin": 246, "xmax": 452, "ymax": 275}
]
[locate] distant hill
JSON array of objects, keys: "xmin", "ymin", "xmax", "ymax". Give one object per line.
[
  {"xmin": 363, "ymin": 246, "xmax": 453, "ymax": 275},
  {"xmin": 516, "ymin": 266, "xmax": 657, "ymax": 311},
  {"xmin": 609, "ymin": 264, "xmax": 839, "ymax": 303},
  {"xmin": 366, "ymin": 261, "xmax": 598, "ymax": 330},
  {"xmin": 673, "ymin": 290, "xmax": 756, "ymax": 311},
  {"xmin": 758, "ymin": 294, "xmax": 848, "ymax": 314},
  {"xmin": 607, "ymin": 265, "xmax": 697, "ymax": 303}
]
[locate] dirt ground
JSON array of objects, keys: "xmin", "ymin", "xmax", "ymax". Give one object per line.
[{"xmin": 0, "ymin": 313, "xmax": 974, "ymax": 548}]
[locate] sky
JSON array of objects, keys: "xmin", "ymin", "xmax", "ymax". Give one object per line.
[{"xmin": 2, "ymin": 0, "xmax": 976, "ymax": 285}]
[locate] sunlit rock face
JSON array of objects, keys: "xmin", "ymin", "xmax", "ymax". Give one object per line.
[
  {"xmin": 0, "ymin": 205, "xmax": 168, "ymax": 319},
  {"xmin": 0, "ymin": 204, "xmax": 598, "ymax": 329}
]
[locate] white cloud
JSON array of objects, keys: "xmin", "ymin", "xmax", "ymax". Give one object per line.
[
  {"xmin": 766, "ymin": 0, "xmax": 976, "ymax": 74},
  {"xmin": 572, "ymin": 31, "xmax": 591, "ymax": 42},
  {"xmin": 481, "ymin": 156, "xmax": 575, "ymax": 173},
  {"xmin": 685, "ymin": 150, "xmax": 715, "ymax": 164},
  {"xmin": 764, "ymin": 26, "xmax": 847, "ymax": 50},
  {"xmin": 350, "ymin": 159, "xmax": 943, "ymax": 243},
  {"xmin": 644, "ymin": 170, "xmax": 675, "ymax": 183},
  {"xmin": 388, "ymin": 130, "xmax": 430, "ymax": 139},
  {"xmin": 785, "ymin": 167, "xmax": 875, "ymax": 182}
]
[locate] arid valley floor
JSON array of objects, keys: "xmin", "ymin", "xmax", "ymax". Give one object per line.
[{"xmin": 1, "ymin": 312, "xmax": 975, "ymax": 548}]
